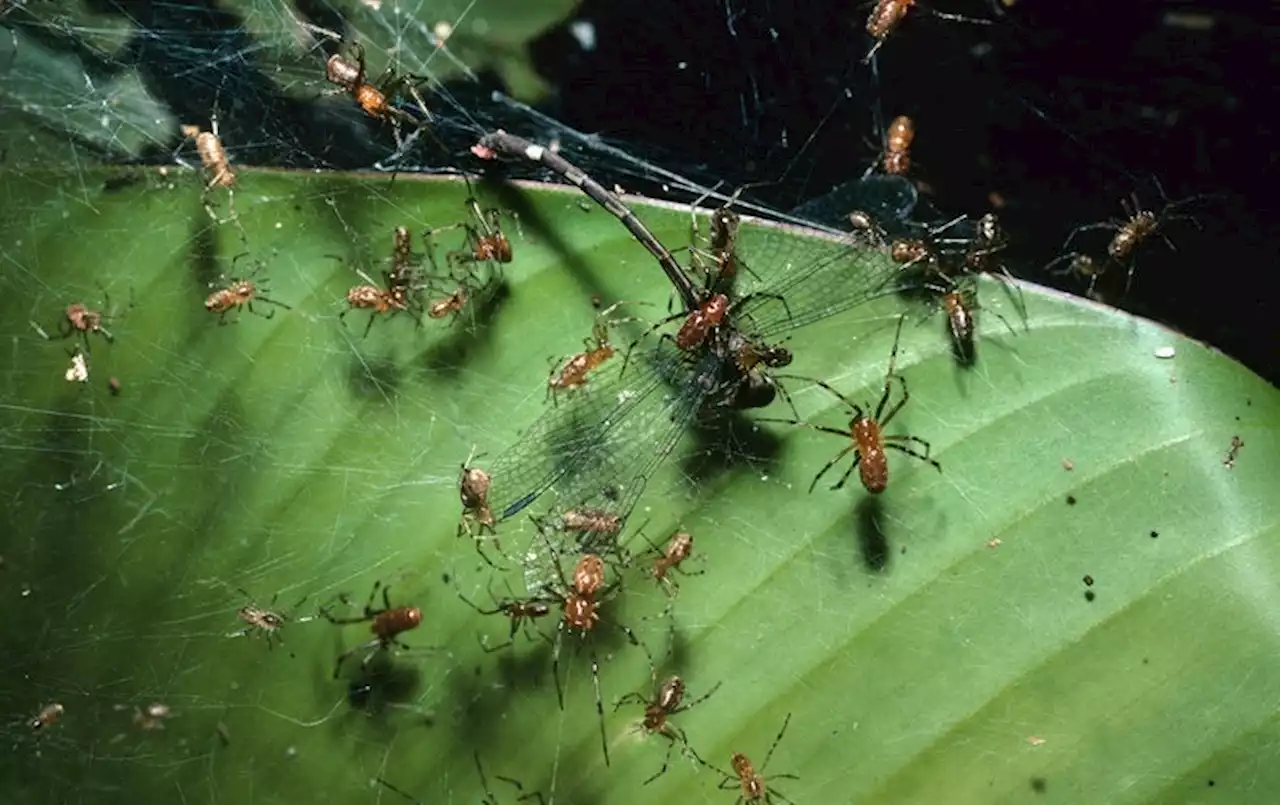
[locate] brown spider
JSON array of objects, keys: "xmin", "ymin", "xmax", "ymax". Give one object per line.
[
  {"xmin": 759, "ymin": 315, "xmax": 942, "ymax": 495},
  {"xmin": 615, "ymin": 675, "xmax": 719, "ymax": 784},
  {"xmin": 712, "ymin": 713, "xmax": 799, "ymax": 805},
  {"xmin": 205, "ymin": 253, "xmax": 291, "ymax": 323},
  {"xmin": 324, "ymin": 41, "xmax": 432, "ymax": 150},
  {"xmin": 54, "ymin": 286, "xmax": 116, "ymax": 353},
  {"xmin": 230, "ymin": 588, "xmax": 311, "ymax": 651},
  {"xmin": 500, "ymin": 535, "xmax": 653, "ymax": 767},
  {"xmin": 320, "ymin": 581, "xmax": 422, "ymax": 679}
]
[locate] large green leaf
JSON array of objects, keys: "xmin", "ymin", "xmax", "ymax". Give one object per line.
[{"xmin": 0, "ymin": 168, "xmax": 1276, "ymax": 805}]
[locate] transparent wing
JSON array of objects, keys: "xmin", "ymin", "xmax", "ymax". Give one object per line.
[
  {"xmin": 733, "ymin": 224, "xmax": 914, "ymax": 337},
  {"xmin": 484, "ymin": 336, "xmax": 716, "ymax": 525}
]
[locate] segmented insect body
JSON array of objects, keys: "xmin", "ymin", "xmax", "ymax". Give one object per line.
[
  {"xmin": 549, "ymin": 345, "xmax": 613, "ymax": 396},
  {"xmin": 890, "ymin": 238, "xmax": 932, "ymax": 268},
  {"xmin": 704, "ymin": 207, "xmax": 741, "ymax": 280},
  {"xmin": 181, "ymin": 124, "xmax": 235, "ymax": 189},
  {"xmin": 30, "ymin": 703, "xmax": 64, "ymax": 731},
  {"xmin": 345, "ymin": 284, "xmax": 404, "ymax": 315},
  {"xmin": 732, "ymin": 752, "xmax": 768, "ymax": 801},
  {"xmin": 459, "ymin": 462, "xmax": 495, "ymax": 534},
  {"xmin": 370, "ymin": 605, "xmax": 423, "ymax": 641},
  {"xmin": 941, "ymin": 289, "xmax": 973, "ymax": 348},
  {"xmin": 321, "ymin": 583, "xmax": 423, "ymax": 678},
  {"xmin": 652, "ymin": 531, "xmax": 694, "ymax": 585},
  {"xmin": 864, "ymin": 0, "xmax": 914, "ymax": 61},
  {"xmin": 562, "ymin": 553, "xmax": 605, "ymax": 632},
  {"xmin": 883, "ymin": 115, "xmax": 914, "ymax": 175},
  {"xmin": 676, "ymin": 293, "xmax": 730, "ymax": 349},
  {"xmin": 205, "ymin": 280, "xmax": 255, "ymax": 315},
  {"xmin": 1109, "ymin": 209, "xmax": 1158, "ymax": 260},
  {"xmin": 427, "ymin": 287, "xmax": 469, "ymax": 319}
]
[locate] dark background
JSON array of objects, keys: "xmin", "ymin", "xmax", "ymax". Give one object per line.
[
  {"xmin": 527, "ymin": 0, "xmax": 1277, "ymax": 382},
  {"xmin": 18, "ymin": 0, "xmax": 1279, "ymax": 382}
]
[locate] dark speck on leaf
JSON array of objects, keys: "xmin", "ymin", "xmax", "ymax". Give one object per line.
[
  {"xmin": 1066, "ymin": 494, "xmax": 1077, "ymax": 505},
  {"xmin": 1208, "ymin": 780, "xmax": 1216, "ymax": 787},
  {"xmin": 1084, "ymin": 590, "xmax": 1096, "ymax": 602},
  {"xmin": 1150, "ymin": 530, "xmax": 1159, "ymax": 538},
  {"xmin": 1083, "ymin": 574, "xmax": 1094, "ymax": 586},
  {"xmin": 1030, "ymin": 777, "xmax": 1047, "ymax": 793},
  {"xmin": 441, "ymin": 572, "xmax": 451, "ymax": 584}
]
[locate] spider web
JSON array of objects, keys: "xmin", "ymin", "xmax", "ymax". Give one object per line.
[{"xmin": 0, "ymin": 2, "xmax": 1146, "ymax": 804}]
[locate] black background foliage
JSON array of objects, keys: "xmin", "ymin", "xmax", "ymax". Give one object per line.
[
  {"xmin": 532, "ymin": 0, "xmax": 1277, "ymax": 381},
  {"xmin": 25, "ymin": 0, "xmax": 1280, "ymax": 382}
]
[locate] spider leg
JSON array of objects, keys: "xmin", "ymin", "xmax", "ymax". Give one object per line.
[
  {"xmin": 1062, "ymin": 221, "xmax": 1117, "ymax": 250},
  {"xmin": 643, "ymin": 731, "xmax": 680, "ymax": 785},
  {"xmin": 810, "ymin": 443, "xmax": 858, "ymax": 493},
  {"xmin": 883, "ymin": 438, "xmax": 942, "ymax": 472},
  {"xmin": 589, "ymin": 647, "xmax": 610, "ymax": 767}
]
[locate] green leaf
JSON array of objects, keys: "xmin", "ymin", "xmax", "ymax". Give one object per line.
[{"xmin": 1, "ymin": 168, "xmax": 1276, "ymax": 805}]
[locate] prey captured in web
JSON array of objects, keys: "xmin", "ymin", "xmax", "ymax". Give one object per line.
[{"xmin": 464, "ymin": 133, "xmax": 920, "ymax": 537}]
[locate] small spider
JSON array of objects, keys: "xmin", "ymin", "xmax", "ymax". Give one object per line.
[
  {"xmin": 546, "ymin": 302, "xmax": 648, "ymax": 404},
  {"xmin": 503, "ymin": 537, "xmax": 653, "ymax": 767},
  {"xmin": 760, "ymin": 316, "xmax": 942, "ymax": 494},
  {"xmin": 424, "ymin": 195, "xmax": 520, "ymax": 291},
  {"xmin": 229, "ymin": 588, "xmax": 312, "ymax": 651},
  {"xmin": 30, "ymin": 703, "xmax": 64, "ymax": 732},
  {"xmin": 881, "ymin": 114, "xmax": 914, "ymax": 175},
  {"xmin": 54, "ymin": 285, "xmax": 117, "ymax": 353},
  {"xmin": 178, "ymin": 113, "xmax": 238, "ymax": 225},
  {"xmin": 205, "ymin": 253, "xmax": 291, "ymax": 323},
  {"xmin": 711, "ymin": 713, "xmax": 799, "ymax": 805},
  {"xmin": 457, "ymin": 448, "xmax": 504, "ymax": 567},
  {"xmin": 457, "ymin": 576, "xmax": 554, "ymax": 652},
  {"xmin": 426, "ymin": 285, "xmax": 469, "ymax": 321},
  {"xmin": 320, "ymin": 581, "xmax": 423, "ymax": 678},
  {"xmin": 683, "ymin": 186, "xmax": 765, "ymax": 293},
  {"xmin": 1056, "ymin": 185, "xmax": 1205, "ymax": 293},
  {"xmin": 615, "ymin": 675, "xmax": 720, "ymax": 784},
  {"xmin": 340, "ymin": 266, "xmax": 420, "ymax": 337},
  {"xmin": 863, "ymin": 1, "xmax": 993, "ymax": 63},
  {"xmin": 633, "ymin": 529, "xmax": 705, "ymax": 596},
  {"xmin": 324, "ymin": 41, "xmax": 433, "ymax": 150}
]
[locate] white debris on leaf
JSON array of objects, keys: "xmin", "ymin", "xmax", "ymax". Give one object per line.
[
  {"xmin": 1154, "ymin": 346, "xmax": 1176, "ymax": 359},
  {"xmin": 65, "ymin": 352, "xmax": 89, "ymax": 383}
]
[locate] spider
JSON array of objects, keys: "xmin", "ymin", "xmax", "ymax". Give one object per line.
[
  {"xmin": 631, "ymin": 528, "xmax": 705, "ymax": 597},
  {"xmin": 759, "ymin": 315, "xmax": 941, "ymax": 494},
  {"xmin": 340, "ymin": 265, "xmax": 424, "ymax": 337},
  {"xmin": 1053, "ymin": 183, "xmax": 1207, "ymax": 294},
  {"xmin": 505, "ymin": 534, "xmax": 653, "ymax": 767},
  {"xmin": 320, "ymin": 581, "xmax": 423, "ymax": 679},
  {"xmin": 615, "ymin": 675, "xmax": 720, "ymax": 784},
  {"xmin": 423, "ymin": 194, "xmax": 520, "ymax": 289},
  {"xmin": 711, "ymin": 713, "xmax": 799, "ymax": 805},
  {"xmin": 205, "ymin": 253, "xmax": 291, "ymax": 323},
  {"xmin": 324, "ymin": 41, "xmax": 433, "ymax": 150},
  {"xmin": 54, "ymin": 285, "xmax": 118, "ymax": 353},
  {"xmin": 456, "ymin": 575, "xmax": 553, "ymax": 652},
  {"xmin": 229, "ymin": 588, "xmax": 312, "ymax": 651}
]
